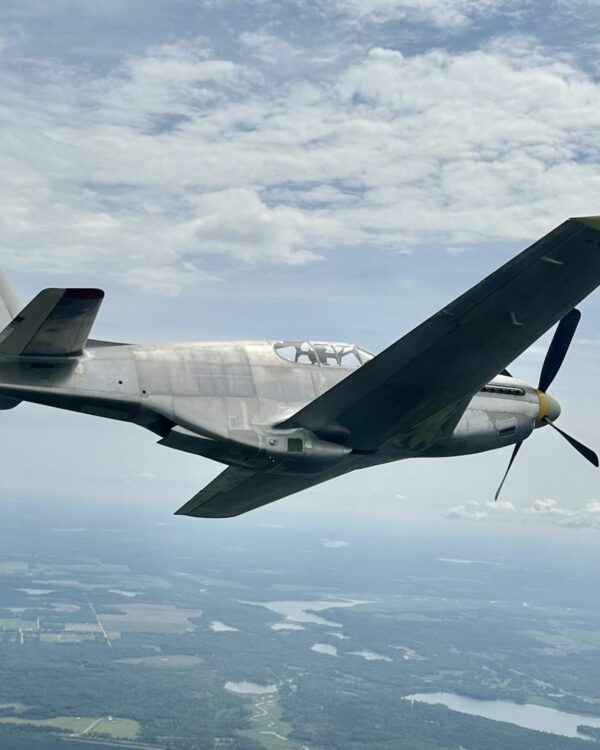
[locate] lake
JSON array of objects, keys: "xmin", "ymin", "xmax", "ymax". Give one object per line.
[
  {"xmin": 224, "ymin": 682, "xmax": 277, "ymax": 695},
  {"xmin": 244, "ymin": 598, "xmax": 371, "ymax": 628},
  {"xmin": 404, "ymin": 692, "xmax": 600, "ymax": 740},
  {"xmin": 351, "ymin": 650, "xmax": 392, "ymax": 662},
  {"xmin": 311, "ymin": 643, "xmax": 338, "ymax": 656},
  {"xmin": 210, "ymin": 621, "xmax": 238, "ymax": 632}
]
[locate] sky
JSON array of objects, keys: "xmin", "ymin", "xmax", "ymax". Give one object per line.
[{"xmin": 0, "ymin": 0, "xmax": 600, "ymax": 539}]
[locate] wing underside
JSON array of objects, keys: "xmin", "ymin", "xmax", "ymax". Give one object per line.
[
  {"xmin": 278, "ymin": 216, "xmax": 600, "ymax": 452},
  {"xmin": 175, "ymin": 465, "xmax": 347, "ymax": 518}
]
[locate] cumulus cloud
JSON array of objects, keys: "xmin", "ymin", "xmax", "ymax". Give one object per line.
[
  {"xmin": 526, "ymin": 498, "xmax": 600, "ymax": 529},
  {"xmin": 3, "ymin": 31, "xmax": 600, "ymax": 292},
  {"xmin": 492, "ymin": 500, "xmax": 516, "ymax": 511},
  {"xmin": 445, "ymin": 499, "xmax": 515, "ymax": 519},
  {"xmin": 320, "ymin": 539, "xmax": 350, "ymax": 548},
  {"xmin": 444, "ymin": 496, "xmax": 600, "ymax": 531},
  {"xmin": 445, "ymin": 500, "xmax": 489, "ymax": 520}
]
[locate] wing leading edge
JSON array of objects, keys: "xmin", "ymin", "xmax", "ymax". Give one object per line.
[{"xmin": 277, "ymin": 216, "xmax": 600, "ymax": 452}]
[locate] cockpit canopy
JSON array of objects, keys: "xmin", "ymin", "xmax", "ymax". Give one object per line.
[{"xmin": 274, "ymin": 340, "xmax": 375, "ymax": 368}]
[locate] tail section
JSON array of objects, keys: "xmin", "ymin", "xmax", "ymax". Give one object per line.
[
  {"xmin": 0, "ymin": 272, "xmax": 23, "ymax": 408},
  {"xmin": 0, "ymin": 287, "xmax": 104, "ymax": 357}
]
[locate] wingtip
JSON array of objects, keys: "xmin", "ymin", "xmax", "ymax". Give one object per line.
[
  {"xmin": 572, "ymin": 215, "xmax": 600, "ymax": 232},
  {"xmin": 64, "ymin": 288, "xmax": 105, "ymax": 300}
]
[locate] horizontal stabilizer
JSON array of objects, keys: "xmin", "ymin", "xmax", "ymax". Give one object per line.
[
  {"xmin": 175, "ymin": 465, "xmax": 337, "ymax": 518},
  {"xmin": 0, "ymin": 288, "xmax": 104, "ymax": 357}
]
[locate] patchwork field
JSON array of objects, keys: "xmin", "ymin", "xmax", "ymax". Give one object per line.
[
  {"xmin": 100, "ymin": 604, "xmax": 202, "ymax": 633},
  {"xmin": 118, "ymin": 655, "xmax": 204, "ymax": 668},
  {"xmin": 240, "ymin": 694, "xmax": 306, "ymax": 750},
  {"xmin": 0, "ymin": 715, "xmax": 140, "ymax": 739},
  {"xmin": 0, "ymin": 510, "xmax": 599, "ymax": 750}
]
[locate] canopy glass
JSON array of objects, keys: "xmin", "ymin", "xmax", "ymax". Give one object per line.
[{"xmin": 274, "ymin": 341, "xmax": 374, "ymax": 368}]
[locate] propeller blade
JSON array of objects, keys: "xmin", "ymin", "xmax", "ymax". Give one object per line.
[
  {"xmin": 538, "ymin": 309, "xmax": 581, "ymax": 393},
  {"xmin": 495, "ymin": 441, "xmax": 523, "ymax": 501},
  {"xmin": 544, "ymin": 418, "xmax": 599, "ymax": 467}
]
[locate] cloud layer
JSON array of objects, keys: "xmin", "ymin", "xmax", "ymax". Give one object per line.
[
  {"xmin": 2, "ymin": 30, "xmax": 600, "ymax": 292},
  {"xmin": 331, "ymin": 0, "xmax": 523, "ymax": 28},
  {"xmin": 445, "ymin": 497, "xmax": 600, "ymax": 531}
]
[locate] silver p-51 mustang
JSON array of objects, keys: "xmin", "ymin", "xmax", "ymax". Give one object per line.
[{"xmin": 1, "ymin": 217, "xmax": 600, "ymax": 517}]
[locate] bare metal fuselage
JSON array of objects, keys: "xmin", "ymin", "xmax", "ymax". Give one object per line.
[
  {"xmin": 0, "ymin": 340, "xmax": 541, "ymax": 478},
  {"xmin": 3, "ymin": 216, "xmax": 599, "ymax": 516}
]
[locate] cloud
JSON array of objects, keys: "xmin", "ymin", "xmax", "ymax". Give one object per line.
[
  {"xmin": 3, "ymin": 32, "xmax": 600, "ymax": 292},
  {"xmin": 330, "ymin": 0, "xmax": 524, "ymax": 29},
  {"xmin": 445, "ymin": 500, "xmax": 489, "ymax": 520},
  {"xmin": 320, "ymin": 539, "xmax": 350, "ymax": 548},
  {"xmin": 444, "ymin": 496, "xmax": 600, "ymax": 531},
  {"xmin": 444, "ymin": 498, "xmax": 515, "ymax": 519},
  {"xmin": 182, "ymin": 189, "xmax": 327, "ymax": 265},
  {"xmin": 525, "ymin": 498, "xmax": 600, "ymax": 529},
  {"xmin": 490, "ymin": 500, "xmax": 515, "ymax": 512},
  {"xmin": 444, "ymin": 500, "xmax": 515, "ymax": 521}
]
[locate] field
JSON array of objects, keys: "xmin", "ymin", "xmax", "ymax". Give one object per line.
[
  {"xmin": 0, "ymin": 715, "xmax": 140, "ymax": 739},
  {"xmin": 118, "ymin": 655, "xmax": 204, "ymax": 668},
  {"xmin": 100, "ymin": 604, "xmax": 202, "ymax": 634},
  {"xmin": 240, "ymin": 695, "xmax": 308, "ymax": 750},
  {"xmin": 0, "ymin": 503, "xmax": 600, "ymax": 750}
]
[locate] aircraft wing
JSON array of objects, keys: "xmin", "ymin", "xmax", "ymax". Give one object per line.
[
  {"xmin": 175, "ymin": 465, "xmax": 348, "ymax": 518},
  {"xmin": 278, "ymin": 216, "xmax": 600, "ymax": 452}
]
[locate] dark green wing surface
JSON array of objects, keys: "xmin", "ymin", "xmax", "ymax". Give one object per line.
[
  {"xmin": 278, "ymin": 217, "xmax": 600, "ymax": 451},
  {"xmin": 175, "ymin": 465, "xmax": 344, "ymax": 518}
]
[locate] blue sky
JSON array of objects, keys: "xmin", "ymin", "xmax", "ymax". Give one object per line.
[{"xmin": 1, "ymin": 0, "xmax": 600, "ymax": 535}]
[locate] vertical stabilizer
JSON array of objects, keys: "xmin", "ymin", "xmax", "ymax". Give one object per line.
[
  {"xmin": 0, "ymin": 272, "xmax": 22, "ymax": 408},
  {"xmin": 0, "ymin": 271, "xmax": 22, "ymax": 330}
]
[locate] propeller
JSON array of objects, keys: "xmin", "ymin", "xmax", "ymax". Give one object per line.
[
  {"xmin": 494, "ymin": 308, "xmax": 598, "ymax": 500},
  {"xmin": 543, "ymin": 418, "xmax": 599, "ymax": 467},
  {"xmin": 494, "ymin": 440, "xmax": 522, "ymax": 501},
  {"xmin": 538, "ymin": 309, "xmax": 581, "ymax": 393}
]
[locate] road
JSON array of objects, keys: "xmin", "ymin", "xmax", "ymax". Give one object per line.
[{"xmin": 83, "ymin": 592, "xmax": 112, "ymax": 648}]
